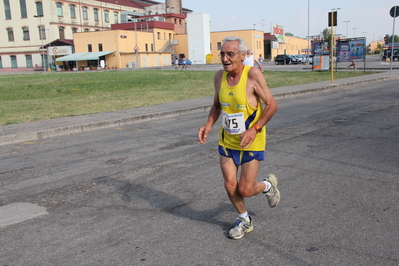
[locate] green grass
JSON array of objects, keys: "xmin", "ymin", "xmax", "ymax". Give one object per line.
[{"xmin": 0, "ymin": 69, "xmax": 375, "ymax": 125}]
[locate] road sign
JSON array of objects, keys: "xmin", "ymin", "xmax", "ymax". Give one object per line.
[
  {"xmin": 390, "ymin": 6, "xmax": 399, "ymax": 18},
  {"xmin": 134, "ymin": 45, "xmax": 139, "ymax": 51}
]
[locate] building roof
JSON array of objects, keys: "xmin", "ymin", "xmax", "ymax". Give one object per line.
[
  {"xmin": 264, "ymin": 33, "xmax": 278, "ymax": 41},
  {"xmin": 95, "ymin": 0, "xmax": 161, "ymax": 9},
  {"xmin": 44, "ymin": 39, "xmax": 74, "ymax": 48},
  {"xmin": 56, "ymin": 51, "xmax": 115, "ymax": 62}
]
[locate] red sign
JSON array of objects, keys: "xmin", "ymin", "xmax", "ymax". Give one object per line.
[{"xmin": 134, "ymin": 45, "xmax": 139, "ymax": 51}]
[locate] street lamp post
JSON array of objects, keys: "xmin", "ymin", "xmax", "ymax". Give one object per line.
[
  {"xmin": 34, "ymin": 15, "xmax": 46, "ymax": 72},
  {"xmin": 343, "ymin": 20, "xmax": 350, "ymax": 37},
  {"xmin": 330, "ymin": 8, "xmax": 341, "ymax": 85},
  {"xmin": 307, "ymin": 0, "xmax": 310, "ymax": 65}
]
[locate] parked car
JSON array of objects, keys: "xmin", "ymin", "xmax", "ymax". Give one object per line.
[
  {"xmin": 274, "ymin": 55, "xmax": 298, "ymax": 65},
  {"xmin": 304, "ymin": 54, "xmax": 313, "ymax": 64},
  {"xmin": 381, "ymin": 49, "xmax": 399, "ymax": 61},
  {"xmin": 294, "ymin": 54, "xmax": 306, "ymax": 64}
]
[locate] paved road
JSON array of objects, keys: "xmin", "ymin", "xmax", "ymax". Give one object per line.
[{"xmin": 0, "ymin": 78, "xmax": 398, "ymax": 265}]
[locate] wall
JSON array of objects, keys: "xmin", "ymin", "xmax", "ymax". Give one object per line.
[
  {"xmin": 187, "ymin": 13, "xmax": 210, "ymax": 64},
  {"xmin": 271, "ymin": 36, "xmax": 309, "ymax": 59},
  {"xmin": 210, "ymin": 30, "xmax": 264, "ymax": 64},
  {"xmin": 73, "ymin": 29, "xmax": 173, "ymax": 68}
]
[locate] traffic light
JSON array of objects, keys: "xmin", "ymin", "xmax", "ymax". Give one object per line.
[{"xmin": 328, "ymin": 11, "xmax": 337, "ymax": 27}]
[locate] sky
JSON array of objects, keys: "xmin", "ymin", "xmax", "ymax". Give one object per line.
[{"xmin": 180, "ymin": 0, "xmax": 399, "ymax": 43}]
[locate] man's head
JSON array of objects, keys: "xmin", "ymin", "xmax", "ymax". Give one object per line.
[
  {"xmin": 220, "ymin": 36, "xmax": 247, "ymax": 72},
  {"xmin": 222, "ymin": 36, "xmax": 247, "ymax": 53},
  {"xmin": 247, "ymin": 49, "xmax": 254, "ymax": 55}
]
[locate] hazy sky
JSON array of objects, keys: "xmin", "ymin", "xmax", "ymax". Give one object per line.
[{"xmin": 182, "ymin": 0, "xmax": 399, "ymax": 43}]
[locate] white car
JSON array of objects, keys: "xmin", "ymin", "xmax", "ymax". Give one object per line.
[
  {"xmin": 294, "ymin": 55, "xmax": 306, "ymax": 64},
  {"xmin": 304, "ymin": 55, "xmax": 313, "ymax": 64}
]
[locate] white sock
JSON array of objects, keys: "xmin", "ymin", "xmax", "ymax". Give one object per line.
[
  {"xmin": 238, "ymin": 212, "xmax": 250, "ymax": 223},
  {"xmin": 263, "ymin": 180, "xmax": 272, "ymax": 192}
]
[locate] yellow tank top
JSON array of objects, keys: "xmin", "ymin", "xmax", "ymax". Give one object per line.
[{"xmin": 218, "ymin": 65, "xmax": 266, "ymax": 151}]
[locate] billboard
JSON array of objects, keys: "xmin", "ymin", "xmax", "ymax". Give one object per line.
[
  {"xmin": 349, "ymin": 39, "xmax": 365, "ymax": 61},
  {"xmin": 337, "ymin": 38, "xmax": 365, "ymax": 62},
  {"xmin": 49, "ymin": 46, "xmax": 73, "ymax": 56},
  {"xmin": 272, "ymin": 23, "xmax": 285, "ymax": 43},
  {"xmin": 313, "ymin": 41, "xmax": 330, "ymax": 70}
]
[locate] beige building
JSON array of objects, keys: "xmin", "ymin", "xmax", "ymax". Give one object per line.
[
  {"xmin": 264, "ymin": 33, "xmax": 309, "ymax": 60},
  {"xmin": 368, "ymin": 40, "xmax": 384, "ymax": 54},
  {"xmin": 209, "ymin": 30, "xmax": 264, "ymax": 64}
]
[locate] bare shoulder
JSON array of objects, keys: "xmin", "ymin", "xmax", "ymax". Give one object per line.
[
  {"xmin": 248, "ymin": 66, "xmax": 265, "ymax": 79},
  {"xmin": 214, "ymin": 69, "xmax": 224, "ymax": 80},
  {"xmin": 214, "ymin": 70, "xmax": 224, "ymax": 90}
]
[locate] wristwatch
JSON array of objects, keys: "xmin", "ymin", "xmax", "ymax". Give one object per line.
[{"xmin": 253, "ymin": 124, "xmax": 262, "ymax": 133}]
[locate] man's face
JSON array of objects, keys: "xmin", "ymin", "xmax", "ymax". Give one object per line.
[{"xmin": 220, "ymin": 41, "xmax": 245, "ymax": 72}]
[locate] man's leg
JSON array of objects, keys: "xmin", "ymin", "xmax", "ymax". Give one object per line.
[
  {"xmin": 219, "ymin": 155, "xmax": 244, "ymax": 213},
  {"xmin": 239, "ymin": 159, "xmax": 267, "ymax": 197},
  {"xmin": 220, "ymin": 156, "xmax": 267, "ymax": 239},
  {"xmin": 220, "ymin": 156, "xmax": 267, "ymax": 213}
]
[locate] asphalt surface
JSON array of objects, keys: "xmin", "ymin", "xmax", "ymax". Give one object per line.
[{"xmin": 1, "ymin": 66, "xmax": 399, "ymax": 146}]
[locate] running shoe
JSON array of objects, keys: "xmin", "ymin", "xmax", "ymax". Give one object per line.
[
  {"xmin": 228, "ymin": 217, "xmax": 253, "ymax": 240},
  {"xmin": 263, "ymin": 174, "xmax": 280, "ymax": 207}
]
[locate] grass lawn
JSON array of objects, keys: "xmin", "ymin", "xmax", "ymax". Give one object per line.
[{"xmin": 0, "ymin": 69, "xmax": 375, "ymax": 125}]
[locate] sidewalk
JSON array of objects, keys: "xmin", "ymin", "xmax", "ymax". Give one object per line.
[{"xmin": 1, "ymin": 70, "xmax": 398, "ymax": 146}]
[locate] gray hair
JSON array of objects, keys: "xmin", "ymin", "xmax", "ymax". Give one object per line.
[{"xmin": 222, "ymin": 36, "xmax": 247, "ymax": 53}]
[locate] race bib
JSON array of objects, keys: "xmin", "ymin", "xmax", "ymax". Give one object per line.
[{"xmin": 222, "ymin": 111, "xmax": 246, "ymax": 135}]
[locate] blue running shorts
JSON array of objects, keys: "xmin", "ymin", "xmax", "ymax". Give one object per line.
[{"xmin": 218, "ymin": 145, "xmax": 265, "ymax": 166}]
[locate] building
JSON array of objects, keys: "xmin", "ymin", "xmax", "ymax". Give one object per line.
[
  {"xmin": 0, "ymin": 0, "xmax": 191, "ymax": 72},
  {"xmin": 264, "ymin": 33, "xmax": 309, "ymax": 60},
  {"xmin": 368, "ymin": 40, "xmax": 384, "ymax": 54},
  {"xmin": 209, "ymin": 30, "xmax": 264, "ymax": 64}
]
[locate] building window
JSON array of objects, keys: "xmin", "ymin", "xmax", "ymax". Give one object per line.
[
  {"xmin": 72, "ymin": 27, "xmax": 77, "ymax": 34},
  {"xmin": 23, "ymin": 27, "xmax": 30, "ymax": 41},
  {"xmin": 70, "ymin": 4, "xmax": 76, "ymax": 18},
  {"xmin": 151, "ymin": 44, "xmax": 154, "ymax": 51},
  {"xmin": 84, "ymin": 28, "xmax": 89, "ymax": 32},
  {"xmin": 39, "ymin": 26, "xmax": 46, "ymax": 39},
  {"xmin": 36, "ymin": 1, "xmax": 43, "ymax": 16},
  {"xmin": 88, "ymin": 44, "xmax": 92, "ymax": 52},
  {"xmin": 114, "ymin": 12, "xmax": 118, "ymax": 24},
  {"xmin": 10, "ymin": 55, "xmax": 18, "ymax": 69},
  {"xmin": 7, "ymin": 28, "xmax": 14, "ymax": 42},
  {"xmin": 4, "ymin": 0, "xmax": 11, "ymax": 19},
  {"xmin": 217, "ymin": 42, "xmax": 222, "ymax": 50},
  {"xmin": 26, "ymin": 55, "xmax": 33, "ymax": 68},
  {"xmin": 94, "ymin": 8, "xmax": 99, "ymax": 21},
  {"xmin": 98, "ymin": 43, "xmax": 103, "ymax": 51},
  {"xmin": 145, "ymin": 44, "xmax": 148, "ymax": 52},
  {"xmin": 82, "ymin": 6, "xmax": 88, "ymax": 20},
  {"xmin": 58, "ymin": 26, "xmax": 65, "ymax": 39},
  {"xmin": 157, "ymin": 32, "xmax": 160, "ymax": 40},
  {"xmin": 20, "ymin": 0, "xmax": 27, "ymax": 18},
  {"xmin": 0, "ymin": 56, "xmax": 2, "ymax": 69},
  {"xmin": 56, "ymin": 2, "xmax": 63, "ymax": 17},
  {"xmin": 104, "ymin": 10, "xmax": 109, "ymax": 22}
]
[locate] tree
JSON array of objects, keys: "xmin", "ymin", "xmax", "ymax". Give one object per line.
[
  {"xmin": 385, "ymin": 34, "xmax": 399, "ymax": 44},
  {"xmin": 285, "ymin": 32, "xmax": 294, "ymax": 37},
  {"xmin": 322, "ymin": 28, "xmax": 332, "ymax": 42}
]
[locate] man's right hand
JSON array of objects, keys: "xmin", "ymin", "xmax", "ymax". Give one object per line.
[{"xmin": 198, "ymin": 126, "xmax": 210, "ymax": 144}]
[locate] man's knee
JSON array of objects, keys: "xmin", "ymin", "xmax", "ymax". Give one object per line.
[{"xmin": 237, "ymin": 183, "xmax": 255, "ymax": 197}]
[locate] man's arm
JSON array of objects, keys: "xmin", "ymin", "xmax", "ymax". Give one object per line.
[
  {"xmin": 240, "ymin": 68, "xmax": 278, "ymax": 148},
  {"xmin": 198, "ymin": 70, "xmax": 223, "ymax": 144}
]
